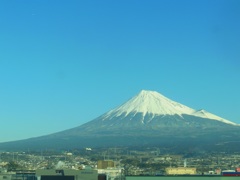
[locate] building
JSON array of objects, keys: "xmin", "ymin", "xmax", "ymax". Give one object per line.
[
  {"xmin": 98, "ymin": 168, "xmax": 124, "ymax": 180},
  {"xmin": 97, "ymin": 160, "xmax": 114, "ymax": 169},
  {"xmin": 0, "ymin": 172, "xmax": 15, "ymax": 180},
  {"xmin": 165, "ymin": 167, "xmax": 196, "ymax": 175},
  {"xmin": 35, "ymin": 169, "xmax": 97, "ymax": 180}
]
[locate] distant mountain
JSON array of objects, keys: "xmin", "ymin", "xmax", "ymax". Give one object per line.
[
  {"xmin": 102, "ymin": 90, "xmax": 236, "ymax": 125},
  {"xmin": 0, "ymin": 90, "xmax": 239, "ymax": 152}
]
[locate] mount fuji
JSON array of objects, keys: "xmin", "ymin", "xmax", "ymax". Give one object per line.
[
  {"xmin": 87, "ymin": 90, "xmax": 237, "ymax": 126},
  {"xmin": 0, "ymin": 90, "xmax": 239, "ymax": 151},
  {"xmin": 65, "ymin": 90, "xmax": 238, "ymax": 134}
]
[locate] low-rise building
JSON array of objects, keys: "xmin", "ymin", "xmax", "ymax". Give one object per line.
[
  {"xmin": 165, "ymin": 167, "xmax": 196, "ymax": 175},
  {"xmin": 97, "ymin": 160, "xmax": 114, "ymax": 169},
  {"xmin": 0, "ymin": 169, "xmax": 15, "ymax": 180},
  {"xmin": 98, "ymin": 168, "xmax": 123, "ymax": 180},
  {"xmin": 36, "ymin": 169, "xmax": 97, "ymax": 180}
]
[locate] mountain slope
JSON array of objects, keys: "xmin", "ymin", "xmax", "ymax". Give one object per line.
[
  {"xmin": 41, "ymin": 90, "xmax": 239, "ymax": 144},
  {"xmin": 69, "ymin": 90, "xmax": 237, "ymax": 134},
  {"xmin": 0, "ymin": 90, "xmax": 239, "ymax": 151},
  {"xmin": 99, "ymin": 90, "xmax": 237, "ymax": 126}
]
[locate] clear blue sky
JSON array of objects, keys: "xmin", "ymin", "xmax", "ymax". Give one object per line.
[{"xmin": 0, "ymin": 0, "xmax": 239, "ymax": 142}]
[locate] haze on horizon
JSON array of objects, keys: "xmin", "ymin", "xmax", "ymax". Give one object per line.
[{"xmin": 0, "ymin": 0, "xmax": 239, "ymax": 142}]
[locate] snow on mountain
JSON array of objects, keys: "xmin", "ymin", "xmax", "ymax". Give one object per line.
[
  {"xmin": 106, "ymin": 90, "xmax": 195, "ymax": 117},
  {"xmin": 103, "ymin": 90, "xmax": 237, "ymax": 126},
  {"xmin": 192, "ymin": 109, "xmax": 237, "ymax": 125}
]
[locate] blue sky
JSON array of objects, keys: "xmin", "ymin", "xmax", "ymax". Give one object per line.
[{"xmin": 0, "ymin": 0, "xmax": 239, "ymax": 142}]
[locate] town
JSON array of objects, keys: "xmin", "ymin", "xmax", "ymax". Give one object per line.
[{"xmin": 0, "ymin": 147, "xmax": 240, "ymax": 179}]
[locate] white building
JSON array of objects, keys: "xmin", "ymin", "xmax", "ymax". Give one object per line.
[{"xmin": 97, "ymin": 168, "xmax": 124, "ymax": 180}]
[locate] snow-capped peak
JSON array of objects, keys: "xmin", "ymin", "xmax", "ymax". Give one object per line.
[
  {"xmin": 104, "ymin": 90, "xmax": 237, "ymax": 126},
  {"xmin": 109, "ymin": 90, "xmax": 195, "ymax": 117}
]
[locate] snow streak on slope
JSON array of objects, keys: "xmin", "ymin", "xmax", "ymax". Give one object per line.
[
  {"xmin": 103, "ymin": 90, "xmax": 237, "ymax": 126},
  {"xmin": 193, "ymin": 109, "xmax": 237, "ymax": 125}
]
